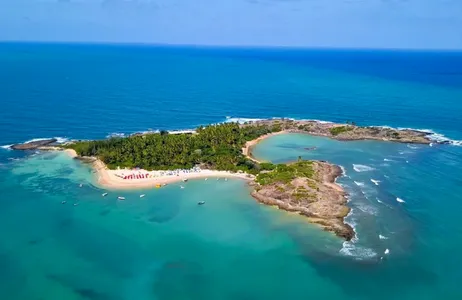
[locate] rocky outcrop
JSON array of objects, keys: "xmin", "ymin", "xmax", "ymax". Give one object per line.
[
  {"xmin": 242, "ymin": 119, "xmax": 432, "ymax": 144},
  {"xmin": 251, "ymin": 161, "xmax": 354, "ymax": 240},
  {"xmin": 10, "ymin": 138, "xmax": 57, "ymax": 150}
]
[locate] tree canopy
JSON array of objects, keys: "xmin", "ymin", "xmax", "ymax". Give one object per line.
[{"xmin": 68, "ymin": 123, "xmax": 274, "ymax": 173}]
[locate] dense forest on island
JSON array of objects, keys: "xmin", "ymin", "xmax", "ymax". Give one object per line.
[{"xmin": 68, "ymin": 123, "xmax": 278, "ymax": 172}]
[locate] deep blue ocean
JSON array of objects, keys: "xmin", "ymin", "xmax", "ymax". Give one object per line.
[{"xmin": 1, "ymin": 43, "xmax": 462, "ymax": 299}]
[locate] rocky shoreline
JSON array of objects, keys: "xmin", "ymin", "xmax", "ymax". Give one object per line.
[
  {"xmin": 242, "ymin": 119, "xmax": 432, "ymax": 144},
  {"xmin": 10, "ymin": 138, "xmax": 58, "ymax": 150},
  {"xmin": 250, "ymin": 161, "xmax": 354, "ymax": 240}
]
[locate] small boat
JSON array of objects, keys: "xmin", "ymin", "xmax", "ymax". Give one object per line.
[
  {"xmin": 198, "ymin": 201, "xmax": 205, "ymax": 205},
  {"xmin": 205, "ymin": 178, "xmax": 208, "ymax": 181},
  {"xmin": 118, "ymin": 196, "xmax": 126, "ymax": 200},
  {"xmin": 225, "ymin": 178, "xmax": 228, "ymax": 181},
  {"xmin": 384, "ymin": 249, "xmax": 390, "ymax": 255},
  {"xmin": 73, "ymin": 203, "xmax": 79, "ymax": 206},
  {"xmin": 79, "ymin": 184, "xmax": 83, "ymax": 188},
  {"xmin": 61, "ymin": 201, "xmax": 66, "ymax": 204},
  {"xmin": 102, "ymin": 193, "xmax": 108, "ymax": 197},
  {"xmin": 182, "ymin": 178, "xmax": 188, "ymax": 182},
  {"xmin": 155, "ymin": 184, "xmax": 161, "ymax": 188},
  {"xmin": 162, "ymin": 183, "xmax": 167, "ymax": 186},
  {"xmin": 140, "ymin": 194, "xmax": 145, "ymax": 198},
  {"xmin": 180, "ymin": 186, "xmax": 185, "ymax": 189}
]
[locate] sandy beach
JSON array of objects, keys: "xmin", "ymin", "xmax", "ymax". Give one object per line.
[
  {"xmin": 64, "ymin": 149, "xmax": 253, "ymax": 189},
  {"xmin": 242, "ymin": 131, "xmax": 288, "ymax": 163}
]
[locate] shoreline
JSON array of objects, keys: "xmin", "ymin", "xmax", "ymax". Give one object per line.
[
  {"xmin": 64, "ymin": 133, "xmax": 352, "ymax": 239},
  {"xmin": 243, "ymin": 133, "xmax": 353, "ymax": 240},
  {"xmin": 64, "ymin": 149, "xmax": 254, "ymax": 190},
  {"xmin": 242, "ymin": 131, "xmax": 288, "ymax": 163}
]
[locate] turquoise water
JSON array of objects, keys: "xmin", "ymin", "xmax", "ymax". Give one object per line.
[{"xmin": 1, "ymin": 43, "xmax": 462, "ymax": 299}]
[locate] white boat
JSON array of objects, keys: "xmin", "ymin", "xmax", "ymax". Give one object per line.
[
  {"xmin": 205, "ymin": 178, "xmax": 208, "ymax": 181},
  {"xmin": 182, "ymin": 178, "xmax": 188, "ymax": 182},
  {"xmin": 384, "ymin": 249, "xmax": 390, "ymax": 255},
  {"xmin": 102, "ymin": 193, "xmax": 108, "ymax": 197},
  {"xmin": 180, "ymin": 186, "xmax": 185, "ymax": 189},
  {"xmin": 79, "ymin": 184, "xmax": 83, "ymax": 188},
  {"xmin": 73, "ymin": 203, "xmax": 79, "ymax": 206},
  {"xmin": 140, "ymin": 194, "xmax": 145, "ymax": 198},
  {"xmin": 225, "ymin": 178, "xmax": 228, "ymax": 181},
  {"xmin": 118, "ymin": 196, "xmax": 126, "ymax": 200}
]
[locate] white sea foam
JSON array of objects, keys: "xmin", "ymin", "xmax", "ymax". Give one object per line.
[
  {"xmin": 168, "ymin": 129, "xmax": 196, "ymax": 135},
  {"xmin": 0, "ymin": 144, "xmax": 12, "ymax": 150},
  {"xmin": 224, "ymin": 117, "xmax": 264, "ymax": 124},
  {"xmin": 370, "ymin": 179, "xmax": 380, "ymax": 186},
  {"xmin": 339, "ymin": 165, "xmax": 347, "ymax": 177},
  {"xmin": 353, "ymin": 164, "xmax": 375, "ymax": 172},
  {"xmin": 407, "ymin": 144, "xmax": 418, "ymax": 149},
  {"xmin": 374, "ymin": 124, "xmax": 462, "ymax": 147},
  {"xmin": 379, "ymin": 235, "xmax": 388, "ymax": 240},
  {"xmin": 354, "ymin": 181, "xmax": 365, "ymax": 187},
  {"xmin": 23, "ymin": 137, "xmax": 69, "ymax": 144},
  {"xmin": 396, "ymin": 197, "xmax": 405, "ymax": 203},
  {"xmin": 357, "ymin": 203, "xmax": 378, "ymax": 215},
  {"xmin": 107, "ymin": 132, "xmax": 126, "ymax": 138},
  {"xmin": 340, "ymin": 241, "xmax": 377, "ymax": 260}
]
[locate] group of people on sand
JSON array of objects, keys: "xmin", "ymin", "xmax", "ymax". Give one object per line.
[{"xmin": 116, "ymin": 166, "xmax": 202, "ymax": 180}]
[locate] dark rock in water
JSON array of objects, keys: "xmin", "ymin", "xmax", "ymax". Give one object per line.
[
  {"xmin": 11, "ymin": 139, "xmax": 57, "ymax": 150},
  {"xmin": 75, "ymin": 156, "xmax": 97, "ymax": 163}
]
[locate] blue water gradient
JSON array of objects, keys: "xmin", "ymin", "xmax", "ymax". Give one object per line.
[{"xmin": 1, "ymin": 43, "xmax": 462, "ymax": 299}]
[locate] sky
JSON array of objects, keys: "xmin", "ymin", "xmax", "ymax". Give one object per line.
[{"xmin": 0, "ymin": 0, "xmax": 461, "ymax": 49}]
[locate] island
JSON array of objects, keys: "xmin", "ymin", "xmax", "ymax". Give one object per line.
[{"xmin": 11, "ymin": 119, "xmax": 434, "ymax": 241}]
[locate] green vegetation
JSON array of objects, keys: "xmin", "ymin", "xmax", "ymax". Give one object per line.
[
  {"xmin": 256, "ymin": 161, "xmax": 315, "ymax": 185},
  {"xmin": 68, "ymin": 123, "xmax": 276, "ymax": 172},
  {"xmin": 329, "ymin": 126, "xmax": 353, "ymax": 136}
]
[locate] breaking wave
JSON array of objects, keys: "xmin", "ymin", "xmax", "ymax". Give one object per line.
[
  {"xmin": 340, "ymin": 238, "xmax": 377, "ymax": 260},
  {"xmin": 2, "ymin": 137, "xmax": 69, "ymax": 149},
  {"xmin": 396, "ymin": 197, "xmax": 405, "ymax": 203},
  {"xmin": 107, "ymin": 132, "xmax": 126, "ymax": 138},
  {"xmin": 370, "ymin": 179, "xmax": 380, "ymax": 186},
  {"xmin": 353, "ymin": 164, "xmax": 375, "ymax": 172}
]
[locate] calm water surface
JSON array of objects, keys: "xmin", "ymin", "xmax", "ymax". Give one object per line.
[{"xmin": 0, "ymin": 43, "xmax": 461, "ymax": 299}]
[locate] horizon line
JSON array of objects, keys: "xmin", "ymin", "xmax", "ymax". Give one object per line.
[{"xmin": 1, "ymin": 40, "xmax": 462, "ymax": 53}]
